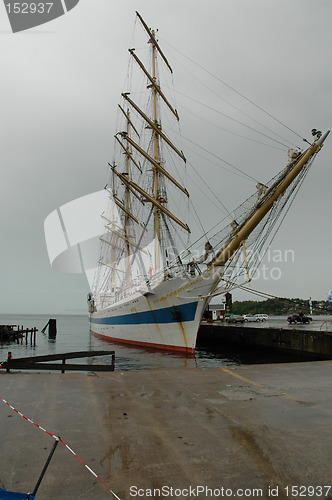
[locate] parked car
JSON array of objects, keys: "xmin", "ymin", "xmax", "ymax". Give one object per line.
[
  {"xmin": 226, "ymin": 314, "xmax": 245, "ymax": 324},
  {"xmin": 243, "ymin": 314, "xmax": 258, "ymax": 322},
  {"xmin": 254, "ymin": 314, "xmax": 269, "ymax": 322},
  {"xmin": 287, "ymin": 314, "xmax": 312, "ymax": 324}
]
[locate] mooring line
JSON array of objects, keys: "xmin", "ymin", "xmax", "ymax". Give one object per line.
[{"xmin": 0, "ymin": 396, "xmax": 121, "ymax": 500}]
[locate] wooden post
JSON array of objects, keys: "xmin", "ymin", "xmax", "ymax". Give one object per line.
[
  {"xmin": 2, "ymin": 350, "xmax": 115, "ymax": 372},
  {"xmin": 49, "ymin": 319, "xmax": 57, "ymax": 340}
]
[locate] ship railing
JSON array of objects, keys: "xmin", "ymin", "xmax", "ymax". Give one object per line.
[
  {"xmin": 95, "ymin": 264, "xmax": 200, "ymax": 307},
  {"xmin": 141, "ymin": 264, "xmax": 196, "ymax": 287}
]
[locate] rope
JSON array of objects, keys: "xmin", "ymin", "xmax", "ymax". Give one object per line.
[
  {"xmin": 161, "ymin": 40, "xmax": 306, "ymax": 145},
  {"xmin": 187, "ymin": 160, "xmax": 233, "ymax": 217},
  {"xmin": 238, "ymin": 285, "xmax": 330, "ymax": 314},
  {"xmin": 167, "ymin": 86, "xmax": 291, "ymax": 150},
  {"xmin": 174, "ymin": 102, "xmax": 287, "ymax": 152},
  {"xmin": 225, "ymin": 162, "xmax": 311, "ymax": 283},
  {"xmin": 163, "ymin": 47, "xmax": 296, "ymax": 149},
  {"xmin": 178, "ymin": 129, "xmax": 259, "ymax": 183},
  {"xmin": 0, "ymin": 396, "xmax": 121, "ymax": 500}
]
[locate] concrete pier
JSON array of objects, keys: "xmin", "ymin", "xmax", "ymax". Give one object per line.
[
  {"xmin": 1, "ymin": 362, "xmax": 332, "ymax": 499},
  {"xmin": 198, "ymin": 321, "xmax": 332, "ymax": 359}
]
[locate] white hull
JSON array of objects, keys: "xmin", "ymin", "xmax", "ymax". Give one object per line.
[{"xmin": 90, "ymin": 270, "xmax": 223, "ymax": 354}]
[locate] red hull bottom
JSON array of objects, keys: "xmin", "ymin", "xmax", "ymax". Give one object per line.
[{"xmin": 92, "ymin": 330, "xmax": 195, "ymax": 356}]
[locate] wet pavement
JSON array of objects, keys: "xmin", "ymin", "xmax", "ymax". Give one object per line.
[{"xmin": 1, "ymin": 361, "xmax": 332, "ymax": 499}]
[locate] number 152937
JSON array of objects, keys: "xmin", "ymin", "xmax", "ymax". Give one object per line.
[
  {"xmin": 284, "ymin": 485, "xmax": 331, "ymax": 497},
  {"xmin": 6, "ymin": 3, "xmax": 53, "ymax": 14}
]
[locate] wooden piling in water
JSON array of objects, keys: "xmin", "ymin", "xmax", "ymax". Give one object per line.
[
  {"xmin": 0, "ymin": 325, "xmax": 37, "ymax": 346},
  {"xmin": 48, "ymin": 319, "xmax": 57, "ymax": 340},
  {"xmin": 41, "ymin": 319, "xmax": 57, "ymax": 340}
]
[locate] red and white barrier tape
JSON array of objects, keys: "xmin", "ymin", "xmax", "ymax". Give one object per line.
[{"xmin": 0, "ymin": 396, "xmax": 121, "ymax": 500}]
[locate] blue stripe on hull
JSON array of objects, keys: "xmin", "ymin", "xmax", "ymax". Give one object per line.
[{"xmin": 90, "ymin": 301, "xmax": 198, "ymax": 326}]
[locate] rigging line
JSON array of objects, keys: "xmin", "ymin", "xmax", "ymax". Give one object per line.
[
  {"xmin": 187, "ymin": 164, "xmax": 289, "ymax": 267},
  {"xmin": 160, "ymin": 139, "xmax": 229, "ymax": 220},
  {"xmin": 238, "ymin": 285, "xmax": 279, "ymax": 301},
  {"xmin": 187, "ymin": 159, "xmax": 233, "ymax": 218},
  {"xmin": 180, "ymin": 183, "xmax": 261, "ymax": 258},
  {"xmin": 161, "ymin": 39, "xmax": 306, "ymax": 144},
  {"xmin": 186, "ymin": 159, "xmax": 231, "ymax": 215},
  {"xmin": 238, "ymin": 284, "xmax": 328, "ymax": 313},
  {"xmin": 130, "ymin": 10, "xmax": 139, "ymax": 44},
  {"xmin": 175, "ymin": 210, "xmax": 231, "ymax": 266},
  {"xmin": 170, "ymin": 150, "xmax": 300, "ymax": 264},
  {"xmin": 162, "ymin": 43, "xmax": 299, "ymax": 150},
  {"xmin": 250, "ymin": 162, "xmax": 310, "ymax": 270},
  {"xmin": 189, "ymin": 196, "xmax": 205, "ymax": 237},
  {"xmin": 129, "ymin": 208, "xmax": 154, "ymax": 276},
  {"xmin": 166, "ymin": 216, "xmax": 191, "ymax": 258},
  {"xmin": 176, "ymin": 103, "xmax": 286, "ymax": 152},
  {"xmin": 250, "ymin": 217, "xmax": 279, "ymax": 270},
  {"xmin": 257, "ymin": 162, "xmax": 312, "ymax": 265},
  {"xmin": 176, "ymin": 129, "xmax": 260, "ymax": 184},
  {"xmin": 230, "ymin": 166, "xmax": 311, "ymax": 285},
  {"xmin": 160, "ymin": 212, "xmax": 185, "ymax": 265},
  {"xmin": 164, "ymin": 85, "xmax": 291, "ymax": 149},
  {"xmin": 171, "ymin": 130, "xmax": 255, "ymax": 183}
]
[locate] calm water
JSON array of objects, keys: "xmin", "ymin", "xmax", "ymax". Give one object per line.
[
  {"xmin": 1, "ymin": 314, "xmax": 330, "ymax": 371},
  {"xmin": 0, "ymin": 314, "xmax": 240, "ymax": 371}
]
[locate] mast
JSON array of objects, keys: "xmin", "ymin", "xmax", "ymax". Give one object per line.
[
  {"xmin": 208, "ymin": 130, "xmax": 330, "ymax": 269},
  {"xmin": 111, "ymin": 164, "xmax": 116, "ymax": 289},
  {"xmin": 135, "ymin": 11, "xmax": 184, "ymax": 273},
  {"xmin": 125, "ymin": 108, "xmax": 131, "ymax": 285},
  {"xmin": 109, "ymin": 12, "xmax": 190, "ymax": 281},
  {"xmin": 151, "ymin": 29, "xmax": 160, "ymax": 272}
]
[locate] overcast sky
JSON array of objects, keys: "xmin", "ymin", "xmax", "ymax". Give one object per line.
[{"xmin": 1, "ymin": 0, "xmax": 331, "ymax": 315}]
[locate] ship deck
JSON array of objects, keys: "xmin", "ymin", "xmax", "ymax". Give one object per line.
[{"xmin": 1, "ymin": 362, "xmax": 332, "ymax": 499}]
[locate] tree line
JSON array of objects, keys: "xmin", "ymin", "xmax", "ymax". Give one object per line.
[{"xmin": 231, "ymin": 298, "xmax": 330, "ymax": 316}]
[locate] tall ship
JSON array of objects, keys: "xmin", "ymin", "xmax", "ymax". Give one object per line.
[{"xmin": 88, "ymin": 12, "xmax": 329, "ymax": 354}]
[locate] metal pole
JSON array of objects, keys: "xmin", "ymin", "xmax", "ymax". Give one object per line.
[{"xmin": 31, "ymin": 438, "xmax": 59, "ymax": 497}]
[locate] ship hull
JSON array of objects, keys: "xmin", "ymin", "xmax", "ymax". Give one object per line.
[{"xmin": 90, "ymin": 270, "xmax": 223, "ymax": 354}]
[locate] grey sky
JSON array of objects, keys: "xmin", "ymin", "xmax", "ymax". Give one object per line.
[{"xmin": 1, "ymin": 0, "xmax": 331, "ymax": 315}]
